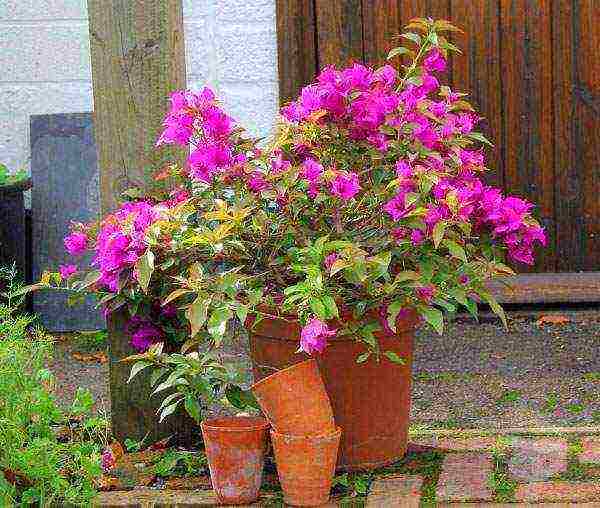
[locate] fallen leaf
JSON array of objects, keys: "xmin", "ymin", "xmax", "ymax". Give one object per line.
[
  {"xmin": 109, "ymin": 441, "xmax": 125, "ymax": 462},
  {"xmin": 150, "ymin": 435, "xmax": 173, "ymax": 451},
  {"xmin": 72, "ymin": 351, "xmax": 108, "ymax": 363},
  {"xmin": 96, "ymin": 475, "xmax": 120, "ymax": 491},
  {"xmin": 536, "ymin": 314, "xmax": 570, "ymax": 326}
]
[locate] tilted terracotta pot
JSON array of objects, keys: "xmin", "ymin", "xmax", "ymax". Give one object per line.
[
  {"xmin": 200, "ymin": 416, "xmax": 269, "ymax": 505},
  {"xmin": 250, "ymin": 358, "xmax": 335, "ymax": 436},
  {"xmin": 248, "ymin": 309, "xmax": 418, "ymax": 471},
  {"xmin": 270, "ymin": 427, "xmax": 341, "ymax": 506}
]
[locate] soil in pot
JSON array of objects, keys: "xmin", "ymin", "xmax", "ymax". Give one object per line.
[
  {"xmin": 200, "ymin": 416, "xmax": 270, "ymax": 505},
  {"xmin": 270, "ymin": 427, "xmax": 341, "ymax": 507},
  {"xmin": 251, "ymin": 358, "xmax": 335, "ymax": 436},
  {"xmin": 248, "ymin": 309, "xmax": 418, "ymax": 471}
]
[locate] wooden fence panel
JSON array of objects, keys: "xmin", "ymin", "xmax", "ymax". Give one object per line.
[
  {"xmin": 276, "ymin": 0, "xmax": 318, "ymax": 104},
  {"xmin": 276, "ymin": 0, "xmax": 600, "ymax": 277},
  {"xmin": 499, "ymin": 0, "xmax": 556, "ymax": 272},
  {"xmin": 315, "ymin": 0, "xmax": 364, "ymax": 68}
]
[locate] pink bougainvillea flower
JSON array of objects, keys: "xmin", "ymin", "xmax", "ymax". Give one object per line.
[
  {"xmin": 416, "ymin": 284, "xmax": 436, "ymax": 303},
  {"xmin": 127, "ymin": 316, "xmax": 164, "ymax": 352},
  {"xmin": 458, "ymin": 274, "xmax": 470, "ymax": 285},
  {"xmin": 299, "ymin": 318, "xmax": 336, "ymax": 355},
  {"xmin": 301, "ymin": 158, "xmax": 323, "ymax": 182},
  {"xmin": 324, "ymin": 252, "xmax": 339, "ymax": 270},
  {"xmin": 330, "ymin": 171, "xmax": 360, "ymax": 200},
  {"xmin": 188, "ymin": 142, "xmax": 232, "ymax": 182},
  {"xmin": 247, "ymin": 172, "xmax": 269, "ymax": 192},
  {"xmin": 64, "ymin": 232, "xmax": 88, "ymax": 256},
  {"xmin": 410, "ymin": 229, "xmax": 426, "ymax": 246},
  {"xmin": 391, "ymin": 227, "xmax": 409, "ymax": 243},
  {"xmin": 59, "ymin": 264, "xmax": 78, "ymax": 279},
  {"xmin": 423, "ymin": 48, "xmax": 447, "ymax": 73},
  {"xmin": 270, "ymin": 149, "xmax": 292, "ymax": 173},
  {"xmin": 101, "ymin": 448, "xmax": 116, "ymax": 473}
]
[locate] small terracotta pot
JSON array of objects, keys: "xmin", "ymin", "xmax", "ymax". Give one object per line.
[
  {"xmin": 251, "ymin": 359, "xmax": 335, "ymax": 436},
  {"xmin": 271, "ymin": 427, "xmax": 341, "ymax": 506},
  {"xmin": 200, "ymin": 416, "xmax": 270, "ymax": 505}
]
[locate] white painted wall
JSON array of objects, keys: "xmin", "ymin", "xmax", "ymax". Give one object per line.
[{"xmin": 0, "ymin": 0, "xmax": 279, "ymax": 175}]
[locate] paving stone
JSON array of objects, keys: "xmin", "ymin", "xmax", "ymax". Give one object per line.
[
  {"xmin": 365, "ymin": 474, "xmax": 422, "ymax": 507},
  {"xmin": 581, "ymin": 437, "xmax": 600, "ymax": 463},
  {"xmin": 436, "ymin": 452, "xmax": 494, "ymax": 502},
  {"xmin": 508, "ymin": 438, "xmax": 568, "ymax": 482},
  {"xmin": 442, "ymin": 504, "xmax": 600, "ymax": 507},
  {"xmin": 411, "ymin": 436, "xmax": 496, "ymax": 452},
  {"xmin": 515, "ymin": 481, "xmax": 600, "ymax": 502}
]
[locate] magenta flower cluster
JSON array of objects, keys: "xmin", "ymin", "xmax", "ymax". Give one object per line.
[{"xmin": 156, "ymin": 87, "xmax": 246, "ymax": 183}]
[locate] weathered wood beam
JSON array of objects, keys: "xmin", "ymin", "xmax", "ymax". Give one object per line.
[
  {"xmin": 488, "ymin": 272, "xmax": 600, "ymax": 304},
  {"xmin": 88, "ymin": 0, "xmax": 192, "ymax": 443}
]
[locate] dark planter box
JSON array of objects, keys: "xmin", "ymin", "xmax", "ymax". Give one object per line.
[{"xmin": 0, "ymin": 178, "xmax": 31, "ymax": 281}]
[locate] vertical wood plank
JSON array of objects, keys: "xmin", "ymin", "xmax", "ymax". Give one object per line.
[
  {"xmin": 363, "ymin": 0, "xmax": 400, "ymax": 67},
  {"xmin": 450, "ymin": 0, "xmax": 504, "ymax": 189},
  {"xmin": 315, "ymin": 0, "xmax": 364, "ymax": 68},
  {"xmin": 499, "ymin": 0, "xmax": 555, "ymax": 272},
  {"xmin": 88, "ymin": 0, "xmax": 186, "ymax": 215},
  {"xmin": 575, "ymin": 0, "xmax": 600, "ymax": 270},
  {"xmin": 553, "ymin": 0, "xmax": 600, "ymax": 271},
  {"xmin": 88, "ymin": 0, "xmax": 192, "ymax": 443},
  {"xmin": 276, "ymin": 0, "xmax": 318, "ymax": 104}
]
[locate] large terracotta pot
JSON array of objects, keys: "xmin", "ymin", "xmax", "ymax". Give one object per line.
[{"xmin": 248, "ymin": 309, "xmax": 418, "ymax": 471}]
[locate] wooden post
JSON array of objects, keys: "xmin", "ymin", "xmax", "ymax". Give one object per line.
[{"xmin": 88, "ymin": 0, "xmax": 193, "ymax": 443}]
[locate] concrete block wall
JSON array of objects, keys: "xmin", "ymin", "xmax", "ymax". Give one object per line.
[{"xmin": 0, "ymin": 0, "xmax": 279, "ymax": 175}]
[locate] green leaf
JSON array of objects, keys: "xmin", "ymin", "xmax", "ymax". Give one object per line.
[
  {"xmin": 207, "ymin": 307, "xmax": 233, "ymax": 341},
  {"xmin": 235, "ymin": 303, "xmax": 249, "ymax": 325},
  {"xmin": 136, "ymin": 250, "xmax": 155, "ymax": 293},
  {"xmin": 184, "ymin": 394, "xmax": 202, "ymax": 423},
  {"xmin": 321, "ymin": 295, "xmax": 339, "ymax": 318},
  {"xmin": 384, "ymin": 351, "xmax": 406, "ymax": 365},
  {"xmin": 159, "ymin": 400, "xmax": 182, "ymax": 423},
  {"xmin": 387, "ymin": 46, "xmax": 412, "ymax": 59},
  {"xmin": 443, "ymin": 239, "xmax": 467, "ymax": 262},
  {"xmin": 419, "ymin": 306, "xmax": 444, "ymax": 334},
  {"xmin": 330, "ymin": 258, "xmax": 350, "ymax": 276},
  {"xmin": 356, "ymin": 352, "xmax": 371, "ymax": 364},
  {"xmin": 479, "ymin": 291, "xmax": 507, "ymax": 330},
  {"xmin": 386, "ymin": 300, "xmax": 404, "ymax": 333},
  {"xmin": 309, "ymin": 297, "xmax": 327, "ymax": 319},
  {"xmin": 127, "ymin": 361, "xmax": 152, "ymax": 383},
  {"xmin": 432, "ymin": 221, "xmax": 447, "ymax": 248},
  {"xmin": 468, "ymin": 131, "xmax": 493, "ymax": 146},
  {"xmin": 186, "ymin": 297, "xmax": 209, "ymax": 337},
  {"xmin": 401, "ymin": 32, "xmax": 422, "ymax": 45}
]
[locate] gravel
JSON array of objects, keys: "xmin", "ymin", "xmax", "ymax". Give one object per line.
[{"xmin": 50, "ymin": 309, "xmax": 600, "ymax": 430}]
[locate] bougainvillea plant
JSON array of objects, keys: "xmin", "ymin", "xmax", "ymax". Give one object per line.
[{"xmin": 38, "ymin": 18, "xmax": 545, "ymax": 422}]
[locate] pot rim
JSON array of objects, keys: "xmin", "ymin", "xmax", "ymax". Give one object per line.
[
  {"xmin": 200, "ymin": 416, "xmax": 270, "ymax": 432},
  {"xmin": 250, "ymin": 358, "xmax": 316, "ymax": 392},
  {"xmin": 270, "ymin": 426, "xmax": 342, "ymax": 441}
]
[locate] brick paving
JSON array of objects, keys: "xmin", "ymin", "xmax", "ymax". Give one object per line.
[
  {"xmin": 95, "ymin": 431, "xmax": 600, "ymax": 506},
  {"xmin": 581, "ymin": 436, "xmax": 600, "ymax": 463},
  {"xmin": 515, "ymin": 481, "xmax": 600, "ymax": 502},
  {"xmin": 436, "ymin": 452, "xmax": 494, "ymax": 502},
  {"xmin": 508, "ymin": 438, "xmax": 568, "ymax": 482},
  {"xmin": 365, "ymin": 474, "xmax": 423, "ymax": 507}
]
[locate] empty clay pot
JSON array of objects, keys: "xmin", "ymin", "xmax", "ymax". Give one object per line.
[
  {"xmin": 251, "ymin": 359, "xmax": 335, "ymax": 436},
  {"xmin": 271, "ymin": 427, "xmax": 342, "ymax": 506},
  {"xmin": 200, "ymin": 416, "xmax": 270, "ymax": 505}
]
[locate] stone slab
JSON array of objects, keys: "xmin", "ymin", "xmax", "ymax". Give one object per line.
[
  {"xmin": 410, "ymin": 436, "xmax": 496, "ymax": 452},
  {"xmin": 436, "ymin": 452, "xmax": 494, "ymax": 502},
  {"xmin": 31, "ymin": 113, "xmax": 105, "ymax": 331},
  {"xmin": 581, "ymin": 437, "xmax": 600, "ymax": 464},
  {"xmin": 366, "ymin": 474, "xmax": 423, "ymax": 507},
  {"xmin": 508, "ymin": 438, "xmax": 568, "ymax": 482},
  {"xmin": 515, "ymin": 481, "xmax": 600, "ymax": 502}
]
